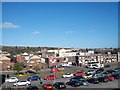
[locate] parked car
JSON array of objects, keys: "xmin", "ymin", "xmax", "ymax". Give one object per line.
[
  {"xmin": 53, "ymin": 82, "xmax": 66, "ymax": 89},
  {"xmin": 97, "ymin": 76, "xmax": 109, "ymax": 82},
  {"xmin": 27, "ymin": 76, "xmax": 42, "ymax": 82},
  {"xmin": 83, "ymin": 74, "xmax": 93, "ymax": 79},
  {"xmin": 96, "ymin": 68, "xmax": 104, "ymax": 72},
  {"xmin": 87, "ymin": 70, "xmax": 95, "ymax": 74},
  {"xmin": 104, "ymin": 64, "xmax": 110, "ymax": 68},
  {"xmin": 49, "ymin": 65, "xmax": 57, "ymax": 69},
  {"xmin": 66, "ymin": 80, "xmax": 80, "ymax": 87},
  {"xmin": 104, "ymin": 70, "xmax": 115, "ymax": 74},
  {"xmin": 13, "ymin": 80, "xmax": 31, "ymax": 86},
  {"xmin": 107, "ymin": 76, "xmax": 115, "ymax": 81},
  {"xmin": 44, "ymin": 75, "xmax": 56, "ymax": 80},
  {"xmin": 26, "ymin": 70, "xmax": 37, "ymax": 74},
  {"xmin": 51, "ymin": 68, "xmax": 60, "ymax": 73},
  {"xmin": 62, "ymin": 73, "xmax": 73, "ymax": 78},
  {"xmin": 17, "ymin": 72, "xmax": 29, "ymax": 77},
  {"xmin": 70, "ymin": 76, "xmax": 83, "ymax": 81},
  {"xmin": 27, "ymin": 85, "xmax": 39, "ymax": 90},
  {"xmin": 77, "ymin": 79, "xmax": 89, "ymax": 86},
  {"xmin": 5, "ymin": 77, "xmax": 18, "ymax": 83},
  {"xmin": 92, "ymin": 72, "xmax": 103, "ymax": 78},
  {"xmin": 87, "ymin": 78, "xmax": 99, "ymax": 84},
  {"xmin": 111, "ymin": 74, "xmax": 120, "ymax": 79},
  {"xmin": 74, "ymin": 71, "xmax": 84, "ymax": 76},
  {"xmin": 42, "ymin": 84, "xmax": 53, "ymax": 90},
  {"xmin": 115, "ymin": 68, "xmax": 120, "ymax": 72}
]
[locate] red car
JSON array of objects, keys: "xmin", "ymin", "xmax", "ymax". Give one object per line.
[
  {"xmin": 51, "ymin": 68, "xmax": 60, "ymax": 73},
  {"xmin": 42, "ymin": 84, "xmax": 53, "ymax": 90},
  {"xmin": 44, "ymin": 75, "xmax": 56, "ymax": 80},
  {"xmin": 74, "ymin": 71, "xmax": 84, "ymax": 76},
  {"xmin": 107, "ymin": 76, "xmax": 115, "ymax": 81}
]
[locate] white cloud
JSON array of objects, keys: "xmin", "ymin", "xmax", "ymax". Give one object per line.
[
  {"xmin": 0, "ymin": 22, "xmax": 20, "ymax": 29},
  {"xmin": 65, "ymin": 31, "xmax": 75, "ymax": 34},
  {"xmin": 32, "ymin": 31, "xmax": 40, "ymax": 35}
]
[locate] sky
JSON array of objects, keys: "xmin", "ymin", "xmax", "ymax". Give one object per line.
[{"xmin": 1, "ymin": 2, "xmax": 118, "ymax": 48}]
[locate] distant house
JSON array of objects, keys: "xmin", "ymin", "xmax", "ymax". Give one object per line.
[
  {"xmin": 22, "ymin": 52, "xmax": 30, "ymax": 63},
  {"xmin": 0, "ymin": 56, "xmax": 14, "ymax": 70},
  {"xmin": 27, "ymin": 55, "xmax": 47, "ymax": 70}
]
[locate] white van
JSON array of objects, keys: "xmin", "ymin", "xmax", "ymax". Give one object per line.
[{"xmin": 86, "ymin": 61, "xmax": 103, "ymax": 69}]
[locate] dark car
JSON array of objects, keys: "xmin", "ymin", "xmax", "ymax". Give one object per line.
[
  {"xmin": 87, "ymin": 78, "xmax": 99, "ymax": 84},
  {"xmin": 53, "ymin": 82, "xmax": 66, "ymax": 89},
  {"xmin": 111, "ymin": 74, "xmax": 120, "ymax": 79},
  {"xmin": 97, "ymin": 76, "xmax": 109, "ymax": 82},
  {"xmin": 27, "ymin": 76, "xmax": 42, "ymax": 83},
  {"xmin": 70, "ymin": 76, "xmax": 83, "ymax": 81},
  {"xmin": 104, "ymin": 64, "xmax": 110, "ymax": 68},
  {"xmin": 77, "ymin": 79, "xmax": 89, "ymax": 86},
  {"xmin": 104, "ymin": 70, "xmax": 115, "ymax": 74},
  {"xmin": 49, "ymin": 65, "xmax": 57, "ymax": 69},
  {"xmin": 26, "ymin": 70, "xmax": 37, "ymax": 74},
  {"xmin": 66, "ymin": 80, "xmax": 80, "ymax": 87},
  {"xmin": 115, "ymin": 68, "xmax": 120, "ymax": 72},
  {"xmin": 27, "ymin": 85, "xmax": 39, "ymax": 90},
  {"xmin": 96, "ymin": 68, "xmax": 104, "ymax": 72}
]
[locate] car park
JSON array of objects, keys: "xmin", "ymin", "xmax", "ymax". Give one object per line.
[
  {"xmin": 27, "ymin": 76, "xmax": 42, "ymax": 81},
  {"xmin": 66, "ymin": 80, "xmax": 80, "ymax": 87},
  {"xmin": 53, "ymin": 82, "xmax": 66, "ymax": 89},
  {"xmin": 5, "ymin": 77, "xmax": 18, "ymax": 83},
  {"xmin": 44, "ymin": 75, "xmax": 56, "ymax": 80},
  {"xmin": 42, "ymin": 83, "xmax": 53, "ymax": 90},
  {"xmin": 27, "ymin": 85, "xmax": 39, "ymax": 90},
  {"xmin": 62, "ymin": 73, "xmax": 73, "ymax": 78},
  {"xmin": 87, "ymin": 78, "xmax": 99, "ymax": 84},
  {"xmin": 13, "ymin": 80, "xmax": 31, "ymax": 86}
]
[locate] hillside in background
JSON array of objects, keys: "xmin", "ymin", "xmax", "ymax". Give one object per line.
[{"xmin": 0, "ymin": 46, "xmax": 119, "ymax": 55}]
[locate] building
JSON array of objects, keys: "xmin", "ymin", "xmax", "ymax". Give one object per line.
[{"xmin": 0, "ymin": 56, "xmax": 14, "ymax": 70}]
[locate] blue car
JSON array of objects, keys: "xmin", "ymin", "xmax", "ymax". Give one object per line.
[{"xmin": 27, "ymin": 76, "xmax": 42, "ymax": 82}]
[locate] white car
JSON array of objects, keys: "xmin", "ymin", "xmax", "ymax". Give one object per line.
[
  {"xmin": 61, "ymin": 64, "xmax": 71, "ymax": 67},
  {"xmin": 62, "ymin": 73, "xmax": 73, "ymax": 78},
  {"xmin": 5, "ymin": 77, "xmax": 18, "ymax": 83},
  {"xmin": 13, "ymin": 80, "xmax": 31, "ymax": 86}
]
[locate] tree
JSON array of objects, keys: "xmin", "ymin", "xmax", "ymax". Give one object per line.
[
  {"xmin": 33, "ymin": 65, "xmax": 40, "ymax": 72},
  {"xmin": 13, "ymin": 62, "xmax": 23, "ymax": 73}
]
